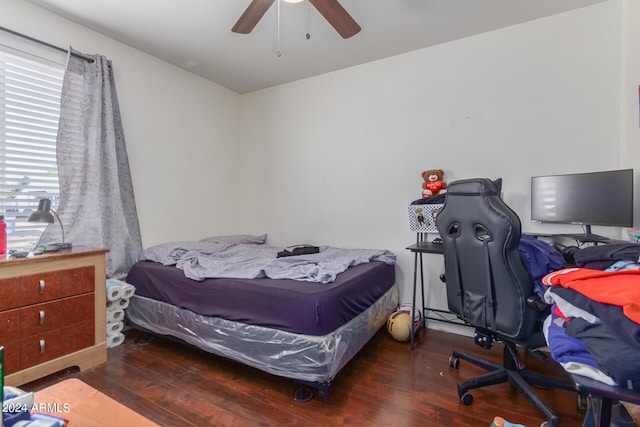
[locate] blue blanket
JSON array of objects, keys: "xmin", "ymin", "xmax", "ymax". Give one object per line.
[{"xmin": 139, "ymin": 241, "xmax": 396, "ymax": 283}]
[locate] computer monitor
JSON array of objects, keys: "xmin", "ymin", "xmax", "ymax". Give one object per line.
[{"xmin": 530, "ymin": 168, "xmax": 634, "ymax": 241}]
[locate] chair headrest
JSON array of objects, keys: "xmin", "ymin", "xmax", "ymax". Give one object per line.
[{"xmin": 446, "ymin": 178, "xmax": 500, "ymax": 196}]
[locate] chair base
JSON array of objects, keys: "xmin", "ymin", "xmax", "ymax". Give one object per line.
[{"xmin": 450, "ymin": 343, "xmax": 575, "ymax": 427}]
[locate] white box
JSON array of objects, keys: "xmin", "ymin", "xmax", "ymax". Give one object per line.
[{"xmin": 407, "ymin": 204, "xmax": 444, "ymax": 233}]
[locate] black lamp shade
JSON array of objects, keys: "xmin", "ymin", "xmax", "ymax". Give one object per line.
[{"xmin": 28, "ymin": 199, "xmax": 55, "ymax": 223}]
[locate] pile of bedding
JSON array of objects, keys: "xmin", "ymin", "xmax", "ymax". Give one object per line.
[{"xmin": 138, "ymin": 235, "xmax": 396, "ymax": 283}]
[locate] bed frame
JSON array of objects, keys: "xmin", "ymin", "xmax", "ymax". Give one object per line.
[{"xmin": 125, "ymin": 284, "xmax": 398, "ymax": 401}]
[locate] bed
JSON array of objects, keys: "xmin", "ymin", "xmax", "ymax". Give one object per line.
[{"xmin": 124, "ymin": 235, "xmax": 398, "ymax": 401}]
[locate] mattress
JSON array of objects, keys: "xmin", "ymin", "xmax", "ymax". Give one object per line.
[{"xmin": 125, "ymin": 260, "xmax": 396, "ymax": 336}]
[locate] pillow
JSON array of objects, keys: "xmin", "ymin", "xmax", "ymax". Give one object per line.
[{"xmin": 199, "ymin": 233, "xmax": 267, "ymax": 245}]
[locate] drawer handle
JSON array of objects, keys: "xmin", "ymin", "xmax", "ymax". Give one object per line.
[
  {"xmin": 39, "ymin": 339, "xmax": 46, "ymax": 355},
  {"xmin": 39, "ymin": 310, "xmax": 45, "ymax": 325},
  {"xmin": 39, "ymin": 280, "xmax": 45, "ymax": 294}
]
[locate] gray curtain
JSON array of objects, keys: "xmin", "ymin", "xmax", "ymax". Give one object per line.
[{"xmin": 40, "ymin": 47, "xmax": 142, "ymax": 279}]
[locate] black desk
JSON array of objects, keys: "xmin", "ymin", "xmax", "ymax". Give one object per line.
[
  {"xmin": 406, "ymin": 241, "xmax": 444, "ymax": 254},
  {"xmin": 572, "ymin": 374, "xmax": 640, "ymax": 426},
  {"xmin": 524, "ymin": 232, "xmax": 630, "ymax": 246},
  {"xmin": 406, "ymin": 239, "xmax": 466, "ymax": 350}
]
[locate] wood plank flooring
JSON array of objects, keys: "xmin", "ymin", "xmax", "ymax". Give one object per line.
[{"xmin": 22, "ymin": 327, "xmax": 586, "ymax": 426}]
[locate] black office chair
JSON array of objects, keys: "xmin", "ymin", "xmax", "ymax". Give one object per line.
[{"xmin": 435, "ymin": 178, "xmax": 574, "ymax": 427}]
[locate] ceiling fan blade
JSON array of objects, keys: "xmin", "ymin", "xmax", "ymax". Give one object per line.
[
  {"xmin": 308, "ymin": 0, "xmax": 361, "ymax": 39},
  {"xmin": 232, "ymin": 0, "xmax": 276, "ymax": 34}
]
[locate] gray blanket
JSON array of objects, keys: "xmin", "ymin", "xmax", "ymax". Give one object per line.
[{"xmin": 138, "ymin": 241, "xmax": 396, "ymax": 283}]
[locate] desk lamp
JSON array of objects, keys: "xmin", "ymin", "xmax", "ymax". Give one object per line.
[{"xmin": 28, "ymin": 198, "xmax": 72, "ymax": 249}]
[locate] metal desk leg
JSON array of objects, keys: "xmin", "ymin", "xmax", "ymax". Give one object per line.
[
  {"xmin": 419, "ymin": 251, "xmax": 425, "ymax": 328},
  {"xmin": 410, "ymin": 251, "xmax": 426, "ymax": 350},
  {"xmin": 596, "ymin": 397, "xmax": 613, "ymax": 427},
  {"xmin": 410, "ymin": 251, "xmax": 418, "ymax": 350}
]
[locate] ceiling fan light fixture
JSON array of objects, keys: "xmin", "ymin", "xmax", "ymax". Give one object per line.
[{"xmin": 283, "ymin": 0, "xmax": 305, "ymax": 3}]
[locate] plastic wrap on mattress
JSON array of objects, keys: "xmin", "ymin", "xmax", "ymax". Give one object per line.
[{"xmin": 125, "ymin": 284, "xmax": 398, "ymax": 383}]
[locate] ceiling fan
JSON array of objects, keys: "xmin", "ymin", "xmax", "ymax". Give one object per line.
[{"xmin": 232, "ymin": 0, "xmax": 361, "ymax": 39}]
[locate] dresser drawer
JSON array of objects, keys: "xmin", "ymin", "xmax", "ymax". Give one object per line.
[
  {"xmin": 61, "ymin": 293, "xmax": 94, "ymax": 326},
  {"xmin": 2, "ymin": 340, "xmax": 21, "ymax": 375},
  {"xmin": 20, "ymin": 328, "xmax": 62, "ymax": 370},
  {"xmin": 61, "ymin": 266, "xmax": 95, "ymax": 297},
  {"xmin": 20, "ymin": 300, "xmax": 62, "ymax": 338},
  {"xmin": 61, "ymin": 320, "xmax": 95, "ymax": 355},
  {"xmin": 0, "ymin": 277, "xmax": 20, "ymax": 310},
  {"xmin": 21, "ymin": 271, "xmax": 61, "ymax": 305},
  {"xmin": 0, "ymin": 308, "xmax": 20, "ymax": 342}
]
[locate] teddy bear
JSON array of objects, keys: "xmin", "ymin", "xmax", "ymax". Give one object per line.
[{"xmin": 421, "ymin": 169, "xmax": 447, "ymax": 198}]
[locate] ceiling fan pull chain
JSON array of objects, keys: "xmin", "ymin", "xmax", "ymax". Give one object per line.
[
  {"xmin": 276, "ymin": 0, "xmax": 282, "ymax": 57},
  {"xmin": 305, "ymin": 0, "xmax": 311, "ymax": 40}
]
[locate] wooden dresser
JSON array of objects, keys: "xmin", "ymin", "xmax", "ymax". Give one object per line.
[{"xmin": 0, "ymin": 246, "xmax": 108, "ymax": 386}]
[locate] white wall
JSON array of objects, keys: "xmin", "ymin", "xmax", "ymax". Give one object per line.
[
  {"xmin": 3, "ymin": 0, "xmax": 633, "ymax": 331},
  {"xmin": 1, "ymin": 0, "xmax": 242, "ymax": 248},
  {"xmin": 621, "ymin": 0, "xmax": 640, "ymax": 227},
  {"xmin": 239, "ymin": 1, "xmax": 625, "ymax": 323}
]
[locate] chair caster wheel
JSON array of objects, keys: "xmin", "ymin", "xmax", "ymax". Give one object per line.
[
  {"xmin": 449, "ymin": 356, "xmax": 460, "ymax": 369},
  {"xmin": 460, "ymin": 392, "xmax": 473, "ymax": 405}
]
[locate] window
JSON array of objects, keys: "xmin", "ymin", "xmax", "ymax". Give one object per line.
[{"xmin": 0, "ymin": 45, "xmax": 65, "ymax": 251}]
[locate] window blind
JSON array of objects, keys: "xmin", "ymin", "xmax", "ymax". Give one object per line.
[{"xmin": 0, "ymin": 45, "xmax": 65, "ymax": 251}]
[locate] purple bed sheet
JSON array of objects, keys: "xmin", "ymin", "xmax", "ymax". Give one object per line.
[{"xmin": 125, "ymin": 260, "xmax": 395, "ymax": 336}]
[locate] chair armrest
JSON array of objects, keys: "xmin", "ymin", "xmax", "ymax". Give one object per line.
[{"xmin": 526, "ymin": 295, "xmax": 550, "ymax": 312}]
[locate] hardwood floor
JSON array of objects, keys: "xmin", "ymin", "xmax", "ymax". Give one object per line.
[{"xmin": 22, "ymin": 326, "xmax": 586, "ymax": 427}]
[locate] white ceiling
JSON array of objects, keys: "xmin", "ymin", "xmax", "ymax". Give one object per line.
[{"xmin": 26, "ymin": 0, "xmax": 609, "ymax": 94}]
